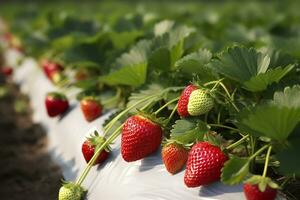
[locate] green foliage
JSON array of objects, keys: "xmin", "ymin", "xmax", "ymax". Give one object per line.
[
  {"xmin": 221, "ymin": 156, "xmax": 250, "ymax": 185},
  {"xmin": 211, "ymin": 46, "xmax": 294, "ymax": 92},
  {"xmin": 237, "ymin": 86, "xmax": 300, "ymax": 141},
  {"xmin": 170, "ymin": 119, "xmax": 209, "ymax": 144},
  {"xmin": 277, "ymin": 138, "xmax": 300, "ymax": 176}
]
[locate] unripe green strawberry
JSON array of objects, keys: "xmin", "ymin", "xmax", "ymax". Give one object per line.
[
  {"xmin": 58, "ymin": 182, "xmax": 86, "ymax": 200},
  {"xmin": 187, "ymin": 89, "xmax": 214, "ymax": 116}
]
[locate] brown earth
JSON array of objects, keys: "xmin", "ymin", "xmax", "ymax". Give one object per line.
[{"xmin": 0, "ymin": 76, "xmax": 62, "ymax": 200}]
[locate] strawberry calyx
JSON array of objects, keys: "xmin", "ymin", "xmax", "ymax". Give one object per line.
[
  {"xmin": 47, "ymin": 92, "xmax": 68, "ymax": 101},
  {"xmin": 162, "ymin": 139, "xmax": 191, "ymax": 150},
  {"xmin": 245, "ymin": 175, "xmax": 279, "ymax": 192},
  {"xmin": 81, "ymin": 96, "xmax": 101, "ymax": 103},
  {"xmin": 87, "ymin": 131, "xmax": 111, "ymax": 153},
  {"xmin": 136, "ymin": 110, "xmax": 168, "ymax": 128}
]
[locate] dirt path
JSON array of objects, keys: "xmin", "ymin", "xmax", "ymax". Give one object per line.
[{"xmin": 0, "ymin": 76, "xmax": 62, "ymax": 200}]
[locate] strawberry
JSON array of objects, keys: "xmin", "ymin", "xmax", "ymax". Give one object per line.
[
  {"xmin": 177, "ymin": 84, "xmax": 198, "ymax": 117},
  {"xmin": 162, "ymin": 142, "xmax": 189, "ymax": 174},
  {"xmin": 1, "ymin": 66, "xmax": 13, "ymax": 76},
  {"xmin": 187, "ymin": 89, "xmax": 214, "ymax": 116},
  {"xmin": 244, "ymin": 184, "xmax": 277, "ymax": 200},
  {"xmin": 80, "ymin": 97, "xmax": 102, "ymax": 122},
  {"xmin": 41, "ymin": 60, "xmax": 63, "ymax": 83},
  {"xmin": 178, "ymin": 84, "xmax": 214, "ymax": 117},
  {"xmin": 184, "ymin": 142, "xmax": 228, "ymax": 187},
  {"xmin": 81, "ymin": 131, "xmax": 110, "ymax": 165},
  {"xmin": 45, "ymin": 92, "xmax": 69, "ymax": 117},
  {"xmin": 58, "ymin": 182, "xmax": 86, "ymax": 200},
  {"xmin": 243, "ymin": 176, "xmax": 278, "ymax": 200},
  {"xmin": 121, "ymin": 115, "xmax": 163, "ymax": 162}
]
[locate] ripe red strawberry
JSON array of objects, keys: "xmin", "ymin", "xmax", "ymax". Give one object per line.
[
  {"xmin": 80, "ymin": 97, "xmax": 102, "ymax": 122},
  {"xmin": 45, "ymin": 92, "xmax": 69, "ymax": 117},
  {"xmin": 81, "ymin": 132, "xmax": 110, "ymax": 165},
  {"xmin": 184, "ymin": 142, "xmax": 228, "ymax": 187},
  {"xmin": 1, "ymin": 66, "xmax": 13, "ymax": 76},
  {"xmin": 244, "ymin": 183, "xmax": 277, "ymax": 200},
  {"xmin": 162, "ymin": 142, "xmax": 189, "ymax": 174},
  {"xmin": 177, "ymin": 84, "xmax": 198, "ymax": 117},
  {"xmin": 121, "ymin": 115, "xmax": 163, "ymax": 162}
]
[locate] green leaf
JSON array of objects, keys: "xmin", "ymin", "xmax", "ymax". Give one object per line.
[
  {"xmin": 221, "ymin": 156, "xmax": 250, "ymax": 185},
  {"xmin": 211, "ymin": 46, "xmax": 270, "ymax": 83},
  {"xmin": 109, "ymin": 30, "xmax": 144, "ymax": 49},
  {"xmin": 126, "ymin": 84, "xmax": 165, "ymax": 113},
  {"xmin": 168, "ymin": 25, "xmax": 195, "ymax": 48},
  {"xmin": 148, "ymin": 47, "xmax": 171, "ymax": 71},
  {"xmin": 174, "ymin": 49, "xmax": 216, "ymax": 82},
  {"xmin": 114, "ymin": 40, "xmax": 152, "ymax": 68},
  {"xmin": 99, "ymin": 62, "xmax": 147, "ymax": 86},
  {"xmin": 210, "ymin": 46, "xmax": 294, "ymax": 91},
  {"xmin": 273, "ymin": 85, "xmax": 300, "ymax": 108},
  {"xmin": 171, "ymin": 119, "xmax": 209, "ymax": 144},
  {"xmin": 58, "ymin": 33, "xmax": 113, "ymax": 67},
  {"xmin": 277, "ymin": 138, "xmax": 300, "ymax": 176},
  {"xmin": 74, "ymin": 78, "xmax": 98, "ymax": 89},
  {"xmin": 237, "ymin": 104, "xmax": 300, "ymax": 141},
  {"xmin": 237, "ymin": 86, "xmax": 300, "ymax": 140},
  {"xmin": 154, "ymin": 20, "xmax": 175, "ymax": 36},
  {"xmin": 243, "ymin": 65, "xmax": 294, "ymax": 92}
]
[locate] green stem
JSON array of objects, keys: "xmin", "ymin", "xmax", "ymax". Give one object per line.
[
  {"xmin": 209, "ymin": 123, "xmax": 240, "ymax": 132},
  {"xmin": 249, "ymin": 144, "xmax": 270, "ymax": 161},
  {"xmin": 76, "ymin": 125, "xmax": 123, "ymax": 186},
  {"xmin": 166, "ymin": 104, "xmax": 178, "ymax": 125},
  {"xmin": 104, "ymin": 94, "xmax": 158, "ymax": 134},
  {"xmin": 140, "ymin": 100, "xmax": 154, "ymax": 111},
  {"xmin": 226, "ymin": 135, "xmax": 249, "ymax": 150},
  {"xmin": 102, "ymin": 87, "xmax": 122, "ymax": 105},
  {"xmin": 210, "ymin": 79, "xmax": 223, "ymax": 92},
  {"xmin": 262, "ymin": 146, "xmax": 272, "ymax": 178},
  {"xmin": 154, "ymin": 97, "xmax": 179, "ymax": 115},
  {"xmin": 203, "ymin": 78, "xmax": 224, "ymax": 87},
  {"xmin": 218, "ymin": 82, "xmax": 240, "ymax": 112}
]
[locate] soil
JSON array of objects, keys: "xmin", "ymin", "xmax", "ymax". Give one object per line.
[{"xmin": 0, "ymin": 76, "xmax": 62, "ymax": 200}]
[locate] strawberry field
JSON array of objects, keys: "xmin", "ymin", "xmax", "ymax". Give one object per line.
[{"xmin": 1, "ymin": 1, "xmax": 300, "ymax": 200}]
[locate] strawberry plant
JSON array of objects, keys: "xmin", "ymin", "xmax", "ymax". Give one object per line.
[{"xmin": 1, "ymin": 1, "xmax": 300, "ymax": 200}]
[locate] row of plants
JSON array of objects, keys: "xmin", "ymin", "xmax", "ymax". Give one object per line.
[{"xmin": 1, "ymin": 1, "xmax": 300, "ymax": 200}]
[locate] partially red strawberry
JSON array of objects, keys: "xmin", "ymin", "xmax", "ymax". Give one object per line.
[
  {"xmin": 1, "ymin": 66, "xmax": 13, "ymax": 76},
  {"xmin": 121, "ymin": 115, "xmax": 163, "ymax": 162},
  {"xmin": 45, "ymin": 92, "xmax": 69, "ymax": 117},
  {"xmin": 184, "ymin": 141, "xmax": 228, "ymax": 187},
  {"xmin": 178, "ymin": 84, "xmax": 214, "ymax": 117},
  {"xmin": 244, "ymin": 183, "xmax": 277, "ymax": 200},
  {"xmin": 81, "ymin": 131, "xmax": 110, "ymax": 165},
  {"xmin": 41, "ymin": 60, "xmax": 63, "ymax": 83},
  {"xmin": 80, "ymin": 97, "xmax": 102, "ymax": 122},
  {"xmin": 162, "ymin": 142, "xmax": 189, "ymax": 174},
  {"xmin": 177, "ymin": 84, "xmax": 198, "ymax": 117}
]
